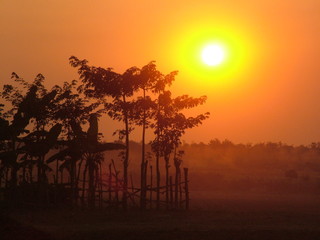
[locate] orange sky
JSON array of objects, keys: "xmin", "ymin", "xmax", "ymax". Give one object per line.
[{"xmin": 1, "ymin": 0, "xmax": 320, "ymax": 145}]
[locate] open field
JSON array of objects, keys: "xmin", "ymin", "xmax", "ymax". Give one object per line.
[{"xmin": 2, "ymin": 192, "xmax": 320, "ymax": 240}]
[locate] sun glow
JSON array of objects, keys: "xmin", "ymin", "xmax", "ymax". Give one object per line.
[
  {"xmin": 165, "ymin": 20, "xmax": 260, "ymax": 91},
  {"xmin": 201, "ymin": 44, "xmax": 225, "ymax": 66}
]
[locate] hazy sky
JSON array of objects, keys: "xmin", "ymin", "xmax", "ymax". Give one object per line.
[{"xmin": 1, "ymin": 0, "xmax": 320, "ymax": 145}]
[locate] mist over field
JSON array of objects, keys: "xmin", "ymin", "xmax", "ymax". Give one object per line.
[{"xmin": 119, "ymin": 140, "xmax": 320, "ymax": 197}]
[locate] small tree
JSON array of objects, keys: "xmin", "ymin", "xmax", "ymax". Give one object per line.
[
  {"xmin": 151, "ymin": 91, "xmax": 209, "ymax": 208},
  {"xmin": 51, "ymin": 79, "xmax": 99, "ymax": 203},
  {"xmin": 0, "ymin": 73, "xmax": 60, "ymax": 188},
  {"xmin": 132, "ymin": 62, "xmax": 178, "ymax": 209}
]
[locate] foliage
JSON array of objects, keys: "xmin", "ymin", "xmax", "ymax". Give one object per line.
[{"xmin": 0, "ymin": 57, "xmax": 209, "ymax": 210}]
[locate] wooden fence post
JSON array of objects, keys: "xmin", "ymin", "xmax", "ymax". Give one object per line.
[
  {"xmin": 150, "ymin": 165, "xmax": 153, "ymax": 209},
  {"xmin": 184, "ymin": 168, "xmax": 189, "ymax": 210},
  {"xmin": 169, "ymin": 176, "xmax": 173, "ymax": 209},
  {"xmin": 99, "ymin": 162, "xmax": 103, "ymax": 209},
  {"xmin": 175, "ymin": 166, "xmax": 180, "ymax": 209},
  {"xmin": 111, "ymin": 159, "xmax": 119, "ymax": 208},
  {"xmin": 130, "ymin": 174, "xmax": 136, "ymax": 205},
  {"xmin": 108, "ymin": 163, "xmax": 112, "ymax": 204},
  {"xmin": 179, "ymin": 172, "xmax": 183, "ymax": 209}
]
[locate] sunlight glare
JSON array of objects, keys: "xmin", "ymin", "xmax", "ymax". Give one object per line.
[{"xmin": 201, "ymin": 44, "xmax": 225, "ymax": 66}]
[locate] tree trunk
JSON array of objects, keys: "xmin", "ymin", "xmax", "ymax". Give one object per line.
[
  {"xmin": 75, "ymin": 158, "xmax": 84, "ymax": 205},
  {"xmin": 10, "ymin": 162, "xmax": 18, "ymax": 188},
  {"xmin": 87, "ymin": 155, "xmax": 95, "ymax": 209},
  {"xmin": 70, "ymin": 159, "xmax": 76, "ymax": 204},
  {"xmin": 29, "ymin": 163, "xmax": 33, "ymax": 183},
  {"xmin": 37, "ymin": 155, "xmax": 42, "ymax": 183},
  {"xmin": 140, "ymin": 88, "xmax": 146, "ymax": 210},
  {"xmin": 108, "ymin": 163, "xmax": 112, "ymax": 204},
  {"xmin": 22, "ymin": 166, "xmax": 26, "ymax": 183},
  {"xmin": 150, "ymin": 165, "xmax": 153, "ymax": 209},
  {"xmin": 169, "ymin": 176, "xmax": 173, "ymax": 209},
  {"xmin": 5, "ymin": 168, "xmax": 9, "ymax": 188},
  {"xmin": 99, "ymin": 162, "xmax": 103, "ymax": 209},
  {"xmin": 81, "ymin": 164, "xmax": 87, "ymax": 207},
  {"xmin": 165, "ymin": 155, "xmax": 169, "ymax": 209},
  {"xmin": 179, "ymin": 169, "xmax": 183, "ymax": 209},
  {"xmin": 175, "ymin": 164, "xmax": 180, "ymax": 209},
  {"xmin": 122, "ymin": 94, "xmax": 129, "ymax": 210},
  {"xmin": 184, "ymin": 168, "xmax": 189, "ymax": 210},
  {"xmin": 112, "ymin": 159, "xmax": 119, "ymax": 209},
  {"xmin": 55, "ymin": 159, "xmax": 59, "ymax": 184},
  {"xmin": 156, "ymin": 153, "xmax": 160, "ymax": 210},
  {"xmin": 9, "ymin": 138, "xmax": 18, "ymax": 191},
  {"xmin": 156, "ymin": 98, "xmax": 161, "ymax": 210}
]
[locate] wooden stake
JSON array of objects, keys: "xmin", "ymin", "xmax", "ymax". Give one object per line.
[
  {"xmin": 184, "ymin": 168, "xmax": 189, "ymax": 210},
  {"xmin": 130, "ymin": 174, "xmax": 135, "ymax": 205},
  {"xmin": 169, "ymin": 176, "xmax": 173, "ymax": 209},
  {"xmin": 112, "ymin": 159, "xmax": 119, "ymax": 208},
  {"xmin": 108, "ymin": 163, "xmax": 112, "ymax": 204},
  {"xmin": 150, "ymin": 165, "xmax": 153, "ymax": 209},
  {"xmin": 82, "ymin": 164, "xmax": 87, "ymax": 207},
  {"xmin": 179, "ymin": 170, "xmax": 183, "ymax": 209},
  {"xmin": 99, "ymin": 162, "xmax": 103, "ymax": 209}
]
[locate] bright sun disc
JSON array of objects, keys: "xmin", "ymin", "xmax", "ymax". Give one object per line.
[{"xmin": 201, "ymin": 44, "xmax": 225, "ymax": 66}]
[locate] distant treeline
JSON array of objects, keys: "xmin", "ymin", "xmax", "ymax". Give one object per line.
[
  {"xmin": 180, "ymin": 139, "xmax": 320, "ymax": 193},
  {"xmin": 102, "ymin": 139, "xmax": 320, "ymax": 194},
  {"xmin": 182, "ymin": 139, "xmax": 320, "ymax": 171}
]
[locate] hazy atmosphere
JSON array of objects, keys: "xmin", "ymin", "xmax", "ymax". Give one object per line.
[
  {"xmin": 1, "ymin": 1, "xmax": 320, "ymax": 240},
  {"xmin": 1, "ymin": 0, "xmax": 320, "ymax": 145}
]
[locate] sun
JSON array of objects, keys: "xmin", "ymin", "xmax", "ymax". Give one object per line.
[{"xmin": 201, "ymin": 44, "xmax": 225, "ymax": 66}]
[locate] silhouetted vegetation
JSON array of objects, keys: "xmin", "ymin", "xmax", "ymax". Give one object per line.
[
  {"xmin": 181, "ymin": 139, "xmax": 320, "ymax": 194},
  {"xmin": 2, "ymin": 62, "xmax": 320, "ymax": 240},
  {"xmin": 101, "ymin": 139, "xmax": 320, "ymax": 196},
  {"xmin": 0, "ymin": 57, "xmax": 209, "ymax": 210}
]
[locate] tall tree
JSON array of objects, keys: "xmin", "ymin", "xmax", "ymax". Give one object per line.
[
  {"xmin": 152, "ymin": 70, "xmax": 178, "ymax": 209},
  {"xmin": 69, "ymin": 56, "xmax": 135, "ymax": 209},
  {"xmin": 134, "ymin": 62, "xmax": 163, "ymax": 209},
  {"xmin": 104, "ymin": 67, "xmax": 140, "ymax": 210},
  {"xmin": 151, "ymin": 91, "xmax": 209, "ymax": 208}
]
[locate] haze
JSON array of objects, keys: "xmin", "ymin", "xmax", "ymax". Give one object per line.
[{"xmin": 1, "ymin": 0, "xmax": 320, "ymax": 145}]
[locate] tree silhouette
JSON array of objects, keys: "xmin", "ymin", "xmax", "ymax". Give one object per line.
[
  {"xmin": 69, "ymin": 56, "xmax": 133, "ymax": 208},
  {"xmin": 151, "ymin": 91, "xmax": 209, "ymax": 208},
  {"xmin": 104, "ymin": 67, "xmax": 140, "ymax": 210},
  {"xmin": 0, "ymin": 73, "xmax": 64, "ymax": 204},
  {"xmin": 153, "ymin": 70, "xmax": 178, "ymax": 209},
  {"xmin": 0, "ymin": 57, "xmax": 210, "ymax": 210},
  {"xmin": 50, "ymin": 79, "xmax": 100, "ymax": 203},
  {"xmin": 135, "ymin": 62, "xmax": 161, "ymax": 209},
  {"xmin": 1, "ymin": 74, "xmax": 54, "ymax": 183}
]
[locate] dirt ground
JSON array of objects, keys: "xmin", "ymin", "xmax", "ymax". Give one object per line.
[{"xmin": 1, "ymin": 192, "xmax": 320, "ymax": 240}]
